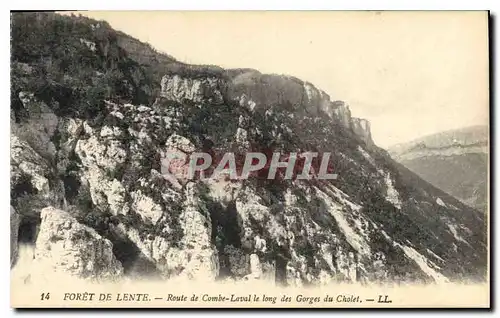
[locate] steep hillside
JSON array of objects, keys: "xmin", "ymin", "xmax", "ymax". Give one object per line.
[
  {"xmin": 10, "ymin": 12, "xmax": 487, "ymax": 286},
  {"xmin": 389, "ymin": 126, "xmax": 488, "ymax": 212}
]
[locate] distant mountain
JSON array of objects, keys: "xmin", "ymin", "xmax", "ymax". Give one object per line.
[{"xmin": 389, "ymin": 126, "xmax": 488, "ymax": 212}]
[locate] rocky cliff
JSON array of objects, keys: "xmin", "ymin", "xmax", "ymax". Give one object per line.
[
  {"xmin": 159, "ymin": 71, "xmax": 375, "ymax": 147},
  {"xmin": 10, "ymin": 206, "xmax": 20, "ymax": 267},
  {"xmin": 34, "ymin": 207, "xmax": 124, "ymax": 281},
  {"xmin": 10, "ymin": 12, "xmax": 487, "ymax": 286}
]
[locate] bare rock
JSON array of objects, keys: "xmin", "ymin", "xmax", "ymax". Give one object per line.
[
  {"xmin": 161, "ymin": 74, "xmax": 224, "ymax": 105},
  {"xmin": 331, "ymin": 100, "xmax": 353, "ymax": 129},
  {"xmin": 130, "ymin": 190, "xmax": 163, "ymax": 225},
  {"xmin": 82, "ymin": 166, "xmax": 127, "ymax": 216},
  {"xmin": 351, "ymin": 117, "xmax": 374, "ymax": 146},
  {"xmin": 11, "ymin": 92, "xmax": 59, "ymax": 160},
  {"xmin": 249, "ymin": 253, "xmax": 262, "ymax": 278},
  {"xmin": 75, "ymin": 135, "xmax": 127, "ymax": 171},
  {"xmin": 179, "ymin": 183, "xmax": 219, "ymax": 280},
  {"xmin": 11, "ymin": 206, "xmax": 21, "ymax": 267},
  {"xmin": 10, "ymin": 135, "xmax": 51, "ymax": 197},
  {"xmin": 165, "ymin": 133, "xmax": 196, "ymax": 154},
  {"xmin": 34, "ymin": 207, "xmax": 123, "ymax": 281}
]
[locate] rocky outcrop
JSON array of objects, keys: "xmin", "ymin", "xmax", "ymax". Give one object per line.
[
  {"xmin": 10, "ymin": 135, "xmax": 52, "ymax": 198},
  {"xmin": 11, "ymin": 206, "xmax": 21, "ymax": 267},
  {"xmin": 160, "ymin": 71, "xmax": 374, "ymax": 147},
  {"xmin": 10, "ymin": 133, "xmax": 65, "ymax": 223},
  {"xmin": 33, "ymin": 207, "xmax": 123, "ymax": 281},
  {"xmin": 178, "ymin": 182, "xmax": 219, "ymax": 280},
  {"xmin": 12, "ymin": 92, "xmax": 59, "ymax": 161},
  {"xmin": 161, "ymin": 74, "xmax": 224, "ymax": 105},
  {"xmin": 109, "ymin": 182, "xmax": 219, "ymax": 281},
  {"xmin": 351, "ymin": 117, "xmax": 374, "ymax": 147},
  {"xmin": 331, "ymin": 100, "xmax": 352, "ymax": 128},
  {"xmin": 160, "ymin": 133, "xmax": 196, "ymax": 188}
]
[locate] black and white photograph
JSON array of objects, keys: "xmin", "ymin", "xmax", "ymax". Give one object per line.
[{"xmin": 9, "ymin": 10, "xmax": 490, "ymax": 308}]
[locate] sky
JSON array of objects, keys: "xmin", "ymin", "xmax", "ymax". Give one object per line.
[{"xmin": 67, "ymin": 11, "xmax": 489, "ymax": 148}]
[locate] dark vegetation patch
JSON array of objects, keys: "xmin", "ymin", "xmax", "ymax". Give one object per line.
[
  {"xmin": 11, "ymin": 172, "xmax": 37, "ymax": 199},
  {"xmin": 368, "ymin": 230, "xmax": 431, "ymax": 284},
  {"xmin": 18, "ymin": 217, "xmax": 40, "ymax": 244},
  {"xmin": 11, "ymin": 12, "xmax": 163, "ymax": 120}
]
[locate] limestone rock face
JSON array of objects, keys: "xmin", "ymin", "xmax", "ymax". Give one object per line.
[
  {"xmin": 331, "ymin": 101, "xmax": 352, "ymax": 130},
  {"xmin": 249, "ymin": 253, "xmax": 262, "ymax": 278},
  {"xmin": 161, "ymin": 70, "xmax": 375, "ymax": 146},
  {"xmin": 227, "ymin": 72, "xmax": 311, "ymax": 113},
  {"xmin": 351, "ymin": 117, "xmax": 374, "ymax": 146},
  {"xmin": 160, "ymin": 133, "xmax": 196, "ymax": 187},
  {"xmin": 303, "ymin": 82, "xmax": 333, "ymax": 117},
  {"xmin": 33, "ymin": 207, "xmax": 123, "ymax": 281},
  {"xmin": 177, "ymin": 182, "xmax": 219, "ymax": 280},
  {"xmin": 11, "ymin": 206, "xmax": 21, "ymax": 267},
  {"xmin": 10, "ymin": 135, "xmax": 52, "ymax": 198},
  {"xmin": 161, "ymin": 74, "xmax": 224, "ymax": 105},
  {"xmin": 10, "ymin": 134, "xmax": 65, "ymax": 221},
  {"xmin": 130, "ymin": 190, "xmax": 163, "ymax": 225},
  {"xmin": 12, "ymin": 92, "xmax": 59, "ymax": 160},
  {"xmin": 109, "ymin": 182, "xmax": 219, "ymax": 281},
  {"xmin": 75, "ymin": 135, "xmax": 127, "ymax": 172}
]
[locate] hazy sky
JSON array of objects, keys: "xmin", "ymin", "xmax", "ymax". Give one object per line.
[{"xmin": 68, "ymin": 11, "xmax": 489, "ymax": 148}]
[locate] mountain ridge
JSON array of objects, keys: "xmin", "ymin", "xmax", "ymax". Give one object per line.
[
  {"xmin": 388, "ymin": 125, "xmax": 488, "ymax": 212},
  {"xmin": 389, "ymin": 125, "xmax": 488, "ymax": 155}
]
